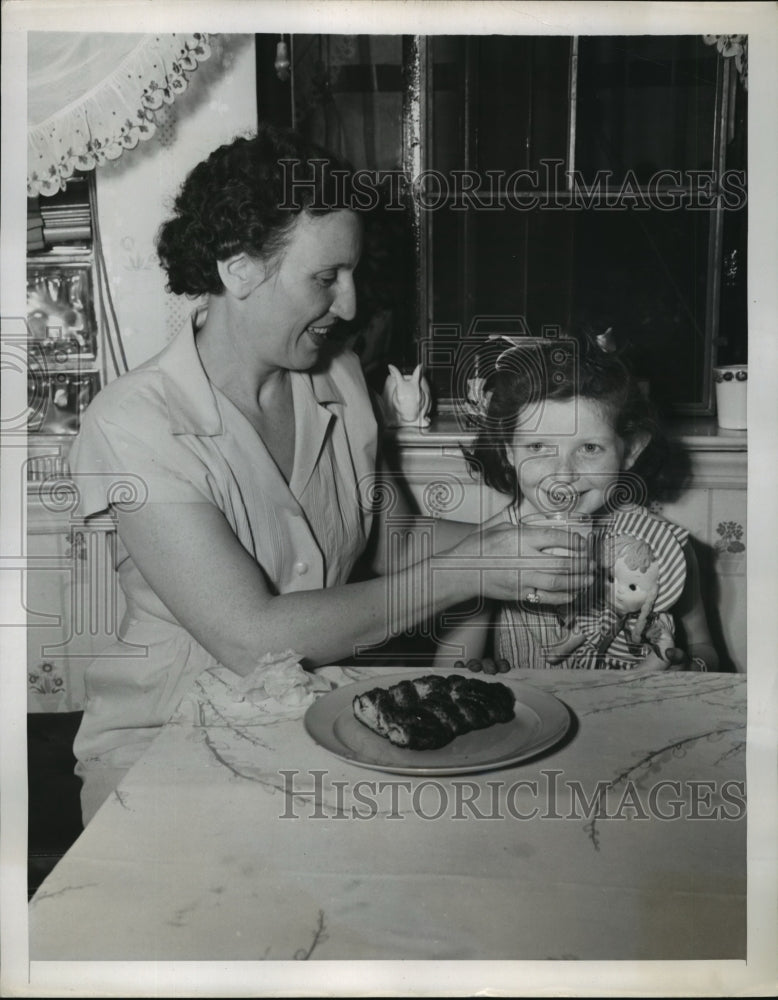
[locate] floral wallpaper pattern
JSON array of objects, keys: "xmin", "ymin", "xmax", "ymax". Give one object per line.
[
  {"xmin": 28, "ymin": 661, "xmax": 66, "ymax": 698},
  {"xmin": 714, "ymin": 520, "xmax": 746, "ymax": 554}
]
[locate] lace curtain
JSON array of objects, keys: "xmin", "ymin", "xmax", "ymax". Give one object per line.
[{"xmin": 27, "ymin": 32, "xmax": 212, "ymax": 196}]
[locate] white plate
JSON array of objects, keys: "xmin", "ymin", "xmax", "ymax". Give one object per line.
[{"xmin": 304, "ymin": 670, "xmax": 571, "ymax": 776}]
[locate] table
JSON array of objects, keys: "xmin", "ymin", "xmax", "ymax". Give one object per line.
[{"xmin": 29, "ymin": 669, "xmax": 746, "ymax": 961}]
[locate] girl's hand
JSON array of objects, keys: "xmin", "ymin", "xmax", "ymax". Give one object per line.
[
  {"xmin": 632, "ymin": 646, "xmax": 693, "ymax": 673},
  {"xmin": 664, "ymin": 647, "xmax": 691, "ymax": 670},
  {"xmin": 660, "ymin": 647, "xmax": 710, "ymax": 671},
  {"xmin": 630, "ymin": 650, "xmax": 673, "ymax": 673},
  {"xmin": 451, "ymin": 522, "xmax": 593, "ymax": 606},
  {"xmin": 453, "ymin": 657, "xmax": 512, "ymax": 675}
]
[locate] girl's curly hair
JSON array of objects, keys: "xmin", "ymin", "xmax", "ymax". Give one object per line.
[
  {"xmin": 155, "ymin": 124, "xmax": 355, "ymax": 296},
  {"xmin": 464, "ymin": 325, "xmax": 667, "ymax": 503}
]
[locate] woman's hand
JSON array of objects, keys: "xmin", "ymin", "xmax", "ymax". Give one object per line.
[{"xmin": 447, "ymin": 521, "xmax": 593, "ymax": 606}]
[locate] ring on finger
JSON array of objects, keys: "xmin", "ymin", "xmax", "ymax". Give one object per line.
[{"xmin": 524, "ymin": 587, "xmax": 540, "ymax": 605}]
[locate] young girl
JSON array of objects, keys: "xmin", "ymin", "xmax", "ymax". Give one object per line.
[{"xmin": 433, "ymin": 334, "xmax": 720, "ymax": 672}]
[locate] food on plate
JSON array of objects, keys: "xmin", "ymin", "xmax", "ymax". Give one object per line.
[{"xmin": 352, "ymin": 673, "xmax": 516, "ymax": 750}]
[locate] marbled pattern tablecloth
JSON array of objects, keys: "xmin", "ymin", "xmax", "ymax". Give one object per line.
[{"xmin": 30, "ymin": 668, "xmax": 746, "ymax": 961}]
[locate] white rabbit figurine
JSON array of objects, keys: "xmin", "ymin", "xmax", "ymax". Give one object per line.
[{"xmin": 382, "ymin": 363, "xmax": 431, "ymax": 428}]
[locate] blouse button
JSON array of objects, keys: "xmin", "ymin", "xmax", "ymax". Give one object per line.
[{"xmin": 294, "ymin": 561, "xmax": 309, "ymax": 575}]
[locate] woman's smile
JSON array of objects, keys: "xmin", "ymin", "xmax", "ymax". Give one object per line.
[{"xmin": 303, "ymin": 322, "xmax": 337, "ymax": 349}]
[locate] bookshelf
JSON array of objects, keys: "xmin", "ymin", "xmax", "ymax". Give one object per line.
[
  {"xmin": 27, "ymin": 175, "xmax": 101, "ymax": 453},
  {"xmin": 26, "ymin": 174, "xmax": 120, "ymax": 713}
]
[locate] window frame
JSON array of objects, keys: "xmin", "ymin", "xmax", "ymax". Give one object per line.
[{"xmin": 407, "ymin": 34, "xmax": 743, "ymax": 415}]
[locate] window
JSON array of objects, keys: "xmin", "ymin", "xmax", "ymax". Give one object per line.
[{"xmin": 260, "ymin": 33, "xmax": 747, "ymax": 412}]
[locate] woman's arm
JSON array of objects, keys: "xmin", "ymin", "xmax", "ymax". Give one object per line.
[
  {"xmin": 367, "ymin": 456, "xmax": 512, "ymax": 576},
  {"xmin": 116, "ymin": 500, "xmax": 589, "ymax": 677}
]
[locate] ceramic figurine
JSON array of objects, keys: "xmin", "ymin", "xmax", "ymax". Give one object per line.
[{"xmin": 382, "ymin": 363, "xmax": 431, "ymax": 428}]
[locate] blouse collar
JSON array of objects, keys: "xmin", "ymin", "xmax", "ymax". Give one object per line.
[{"xmin": 155, "ymin": 313, "xmax": 345, "ymax": 437}]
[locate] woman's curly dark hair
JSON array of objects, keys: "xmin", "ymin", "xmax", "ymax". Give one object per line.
[
  {"xmin": 464, "ymin": 325, "xmax": 668, "ymax": 505},
  {"xmin": 156, "ymin": 124, "xmax": 355, "ymax": 296}
]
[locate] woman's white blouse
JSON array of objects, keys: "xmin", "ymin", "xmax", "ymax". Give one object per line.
[{"xmin": 67, "ymin": 321, "xmax": 378, "ymax": 768}]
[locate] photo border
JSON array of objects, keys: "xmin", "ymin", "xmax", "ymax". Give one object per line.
[{"xmin": 2, "ymin": 2, "xmax": 776, "ymax": 996}]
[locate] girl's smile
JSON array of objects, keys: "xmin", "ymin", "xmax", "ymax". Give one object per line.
[{"xmin": 511, "ymin": 396, "xmax": 646, "ymax": 516}]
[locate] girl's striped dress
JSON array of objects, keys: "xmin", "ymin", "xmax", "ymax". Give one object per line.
[{"xmin": 494, "ymin": 505, "xmax": 689, "ymax": 670}]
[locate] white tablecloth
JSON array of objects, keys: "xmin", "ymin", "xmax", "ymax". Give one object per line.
[{"xmin": 29, "ymin": 668, "xmax": 746, "ymax": 961}]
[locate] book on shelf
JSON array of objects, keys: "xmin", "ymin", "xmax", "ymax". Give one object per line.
[
  {"xmin": 27, "ymin": 230, "xmax": 46, "ymax": 252},
  {"xmin": 40, "ymin": 210, "xmax": 91, "ymax": 223},
  {"xmin": 27, "ymin": 197, "xmax": 46, "ymax": 249},
  {"xmin": 33, "ymin": 177, "xmax": 92, "ymax": 247},
  {"xmin": 42, "ymin": 225, "xmax": 92, "ymax": 244},
  {"xmin": 29, "ymin": 244, "xmax": 92, "ymax": 258}
]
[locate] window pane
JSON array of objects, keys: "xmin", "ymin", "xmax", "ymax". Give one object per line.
[
  {"xmin": 293, "ymin": 34, "xmax": 404, "ymax": 170},
  {"xmin": 476, "ymin": 36, "xmax": 570, "ymax": 173},
  {"xmin": 571, "ymin": 208, "xmax": 714, "ymax": 409},
  {"xmin": 427, "ymin": 34, "xmax": 573, "ymax": 398},
  {"xmin": 575, "ymin": 36, "xmax": 719, "ymax": 183}
]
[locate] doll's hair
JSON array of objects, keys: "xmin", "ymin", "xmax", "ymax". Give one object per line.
[
  {"xmin": 156, "ymin": 124, "xmax": 355, "ymax": 296},
  {"xmin": 463, "ymin": 327, "xmax": 667, "ymax": 503},
  {"xmin": 601, "ymin": 533, "xmax": 656, "ymax": 574}
]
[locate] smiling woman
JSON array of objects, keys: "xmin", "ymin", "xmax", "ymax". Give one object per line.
[
  {"xmin": 67, "ymin": 124, "xmax": 594, "ymax": 826},
  {"xmin": 195, "ymin": 209, "xmax": 362, "ymax": 481}
]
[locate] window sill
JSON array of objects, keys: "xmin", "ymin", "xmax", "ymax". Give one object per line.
[{"xmin": 385, "ymin": 411, "xmax": 747, "ymax": 453}]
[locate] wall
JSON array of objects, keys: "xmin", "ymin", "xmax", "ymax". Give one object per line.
[{"xmin": 94, "ymin": 35, "xmax": 257, "ymax": 373}]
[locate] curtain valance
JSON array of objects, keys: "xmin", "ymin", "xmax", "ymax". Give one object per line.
[{"xmin": 28, "ymin": 32, "xmax": 212, "ymax": 196}]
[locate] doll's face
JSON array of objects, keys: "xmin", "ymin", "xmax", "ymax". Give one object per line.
[{"xmin": 609, "ymin": 556, "xmax": 659, "ymax": 613}]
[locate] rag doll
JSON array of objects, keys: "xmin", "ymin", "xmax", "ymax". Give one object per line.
[{"xmin": 550, "ymin": 509, "xmax": 689, "ymax": 670}]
